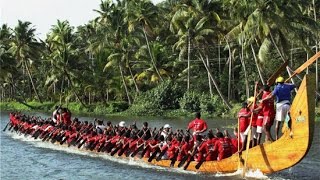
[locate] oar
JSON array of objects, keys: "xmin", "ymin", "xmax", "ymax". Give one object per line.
[
  {"xmin": 2, "ymin": 121, "xmax": 10, "ymax": 131},
  {"xmin": 97, "ymin": 142, "xmax": 105, "ymax": 152},
  {"xmin": 140, "ymin": 145, "xmax": 149, "ymax": 159},
  {"xmin": 170, "ymin": 148, "xmax": 180, "ymax": 167},
  {"xmin": 242, "ymin": 83, "xmax": 258, "ymax": 177},
  {"xmin": 130, "ymin": 144, "xmax": 144, "ymax": 157},
  {"xmin": 177, "ymin": 153, "xmax": 189, "ymax": 168},
  {"xmin": 118, "ymin": 143, "xmax": 129, "ymax": 156},
  {"xmin": 195, "ymin": 154, "xmax": 207, "ymax": 169},
  {"xmin": 148, "ymin": 147, "xmax": 160, "ymax": 162},
  {"xmin": 110, "ymin": 145, "xmax": 122, "ymax": 156},
  {"xmin": 156, "ymin": 146, "xmax": 168, "ymax": 161},
  {"xmin": 285, "ymin": 51, "xmax": 320, "ymax": 82},
  {"xmin": 89, "ymin": 141, "xmax": 100, "ymax": 151}
]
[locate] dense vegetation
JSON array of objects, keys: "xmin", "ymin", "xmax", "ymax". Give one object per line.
[{"xmin": 1, "ymin": 0, "xmax": 319, "ymax": 117}]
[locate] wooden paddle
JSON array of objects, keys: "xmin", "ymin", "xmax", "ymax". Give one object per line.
[
  {"xmin": 170, "ymin": 149, "xmax": 179, "ymax": 167},
  {"xmin": 110, "ymin": 144, "xmax": 122, "ymax": 156},
  {"xmin": 285, "ymin": 52, "xmax": 320, "ymax": 82},
  {"xmin": 118, "ymin": 143, "xmax": 129, "ymax": 156},
  {"xmin": 156, "ymin": 146, "xmax": 168, "ymax": 161},
  {"xmin": 148, "ymin": 147, "xmax": 160, "ymax": 162},
  {"xmin": 140, "ymin": 145, "xmax": 149, "ymax": 159},
  {"xmin": 195, "ymin": 153, "xmax": 208, "ymax": 169},
  {"xmin": 131, "ymin": 143, "xmax": 144, "ymax": 157},
  {"xmin": 177, "ymin": 153, "xmax": 189, "ymax": 168},
  {"xmin": 242, "ymin": 83, "xmax": 258, "ymax": 177},
  {"xmin": 2, "ymin": 121, "xmax": 10, "ymax": 131}
]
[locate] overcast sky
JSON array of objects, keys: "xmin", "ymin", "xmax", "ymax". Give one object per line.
[{"xmin": 0, "ymin": 0, "xmax": 164, "ymax": 39}]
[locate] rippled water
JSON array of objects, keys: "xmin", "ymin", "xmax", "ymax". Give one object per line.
[{"xmin": 1, "ymin": 111, "xmax": 319, "ymax": 180}]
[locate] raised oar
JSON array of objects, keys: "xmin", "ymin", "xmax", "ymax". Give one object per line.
[
  {"xmin": 285, "ymin": 51, "xmax": 320, "ymax": 82},
  {"xmin": 242, "ymin": 83, "xmax": 258, "ymax": 178},
  {"xmin": 2, "ymin": 121, "xmax": 10, "ymax": 131}
]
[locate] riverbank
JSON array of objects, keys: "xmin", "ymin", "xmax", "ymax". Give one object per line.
[
  {"xmin": 1, "ymin": 101, "xmax": 319, "ymax": 121},
  {"xmin": 0, "ymin": 101, "xmax": 211, "ymax": 119}
]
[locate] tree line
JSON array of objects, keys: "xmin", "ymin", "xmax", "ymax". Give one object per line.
[{"xmin": 0, "ymin": 0, "xmax": 319, "ymax": 115}]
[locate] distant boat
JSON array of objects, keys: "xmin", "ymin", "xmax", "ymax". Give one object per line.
[{"xmin": 6, "ymin": 74, "xmax": 316, "ymax": 175}]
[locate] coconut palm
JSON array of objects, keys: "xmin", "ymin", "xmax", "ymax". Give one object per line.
[
  {"xmin": 46, "ymin": 20, "xmax": 86, "ymax": 106},
  {"xmin": 125, "ymin": 0, "xmax": 164, "ymax": 82},
  {"xmin": 9, "ymin": 20, "xmax": 43, "ymax": 102}
]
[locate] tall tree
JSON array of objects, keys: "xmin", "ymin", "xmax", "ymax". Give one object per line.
[{"xmin": 9, "ymin": 20, "xmax": 43, "ymax": 102}]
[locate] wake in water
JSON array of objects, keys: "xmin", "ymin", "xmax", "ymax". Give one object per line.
[{"xmin": 7, "ymin": 132, "xmax": 269, "ymax": 179}]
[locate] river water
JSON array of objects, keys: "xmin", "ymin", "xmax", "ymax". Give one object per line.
[{"xmin": 0, "ymin": 111, "xmax": 319, "ymax": 180}]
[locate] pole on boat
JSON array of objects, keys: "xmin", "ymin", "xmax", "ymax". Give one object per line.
[
  {"xmin": 237, "ymin": 117, "xmax": 241, "ymax": 169},
  {"xmin": 285, "ymin": 51, "xmax": 320, "ymax": 82},
  {"xmin": 242, "ymin": 82, "xmax": 258, "ymax": 178}
]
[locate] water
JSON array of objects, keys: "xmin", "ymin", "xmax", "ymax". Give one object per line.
[{"xmin": 1, "ymin": 111, "xmax": 319, "ymax": 180}]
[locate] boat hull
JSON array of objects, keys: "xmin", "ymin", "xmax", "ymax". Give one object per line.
[{"xmin": 144, "ymin": 74, "xmax": 316, "ymax": 174}]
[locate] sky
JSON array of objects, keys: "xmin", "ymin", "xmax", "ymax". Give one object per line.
[{"xmin": 0, "ymin": 0, "xmax": 164, "ymax": 39}]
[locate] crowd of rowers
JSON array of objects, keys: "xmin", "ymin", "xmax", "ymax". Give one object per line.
[{"xmin": 7, "ymin": 110, "xmax": 240, "ymax": 167}]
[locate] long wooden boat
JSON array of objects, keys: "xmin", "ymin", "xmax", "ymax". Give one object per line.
[
  {"xmin": 7, "ymin": 74, "xmax": 316, "ymax": 175},
  {"xmin": 144, "ymin": 74, "xmax": 316, "ymax": 174}
]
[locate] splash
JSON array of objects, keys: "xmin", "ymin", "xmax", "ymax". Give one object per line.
[
  {"xmin": 7, "ymin": 132, "xmax": 271, "ymax": 179},
  {"xmin": 7, "ymin": 132, "xmax": 198, "ymax": 175}
]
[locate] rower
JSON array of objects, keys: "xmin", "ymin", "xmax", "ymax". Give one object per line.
[
  {"xmin": 187, "ymin": 112, "xmax": 208, "ymax": 140},
  {"xmin": 237, "ymin": 102, "xmax": 250, "ymax": 152},
  {"xmin": 254, "ymin": 85, "xmax": 275, "ymax": 142},
  {"xmin": 262, "ymin": 76, "xmax": 295, "ymax": 140},
  {"xmin": 52, "ymin": 105, "xmax": 61, "ymax": 124},
  {"xmin": 94, "ymin": 119, "xmax": 105, "ymax": 134},
  {"xmin": 247, "ymin": 97, "xmax": 258, "ymax": 146},
  {"xmin": 161, "ymin": 124, "xmax": 171, "ymax": 140}
]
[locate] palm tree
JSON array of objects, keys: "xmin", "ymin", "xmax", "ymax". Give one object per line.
[
  {"xmin": 125, "ymin": 0, "xmax": 164, "ymax": 82},
  {"xmin": 46, "ymin": 20, "xmax": 86, "ymax": 106},
  {"xmin": 9, "ymin": 20, "xmax": 43, "ymax": 102}
]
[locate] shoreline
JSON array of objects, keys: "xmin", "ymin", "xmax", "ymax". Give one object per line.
[{"xmin": 1, "ymin": 101, "xmax": 319, "ymax": 121}]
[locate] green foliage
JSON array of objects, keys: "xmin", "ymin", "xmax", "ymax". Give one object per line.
[
  {"xmin": 128, "ymin": 80, "xmax": 183, "ymax": 115},
  {"xmin": 179, "ymin": 91, "xmax": 201, "ymax": 112},
  {"xmin": 179, "ymin": 91, "xmax": 228, "ymax": 116},
  {"xmin": 108, "ymin": 101, "xmax": 129, "ymax": 113},
  {"xmin": 0, "ymin": 101, "xmax": 54, "ymax": 112}
]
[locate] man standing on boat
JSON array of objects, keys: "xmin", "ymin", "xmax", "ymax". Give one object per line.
[
  {"xmin": 262, "ymin": 76, "xmax": 295, "ymax": 140},
  {"xmin": 187, "ymin": 112, "xmax": 208, "ymax": 140},
  {"xmin": 254, "ymin": 85, "xmax": 275, "ymax": 142}
]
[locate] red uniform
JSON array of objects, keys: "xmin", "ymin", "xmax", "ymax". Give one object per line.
[
  {"xmin": 261, "ymin": 91, "xmax": 275, "ymax": 126},
  {"xmin": 214, "ymin": 137, "xmax": 233, "ymax": 161},
  {"xmin": 238, "ymin": 108, "xmax": 250, "ymax": 132},
  {"xmin": 248, "ymin": 104, "xmax": 258, "ymax": 127},
  {"xmin": 62, "ymin": 112, "xmax": 71, "ymax": 126},
  {"xmin": 188, "ymin": 118, "xmax": 208, "ymax": 133}
]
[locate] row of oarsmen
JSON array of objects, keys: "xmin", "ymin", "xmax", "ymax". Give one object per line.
[{"xmin": 6, "ymin": 112, "xmax": 240, "ymax": 169}]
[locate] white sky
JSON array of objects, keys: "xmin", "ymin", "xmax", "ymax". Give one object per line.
[{"xmin": 0, "ymin": 0, "xmax": 164, "ymax": 39}]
